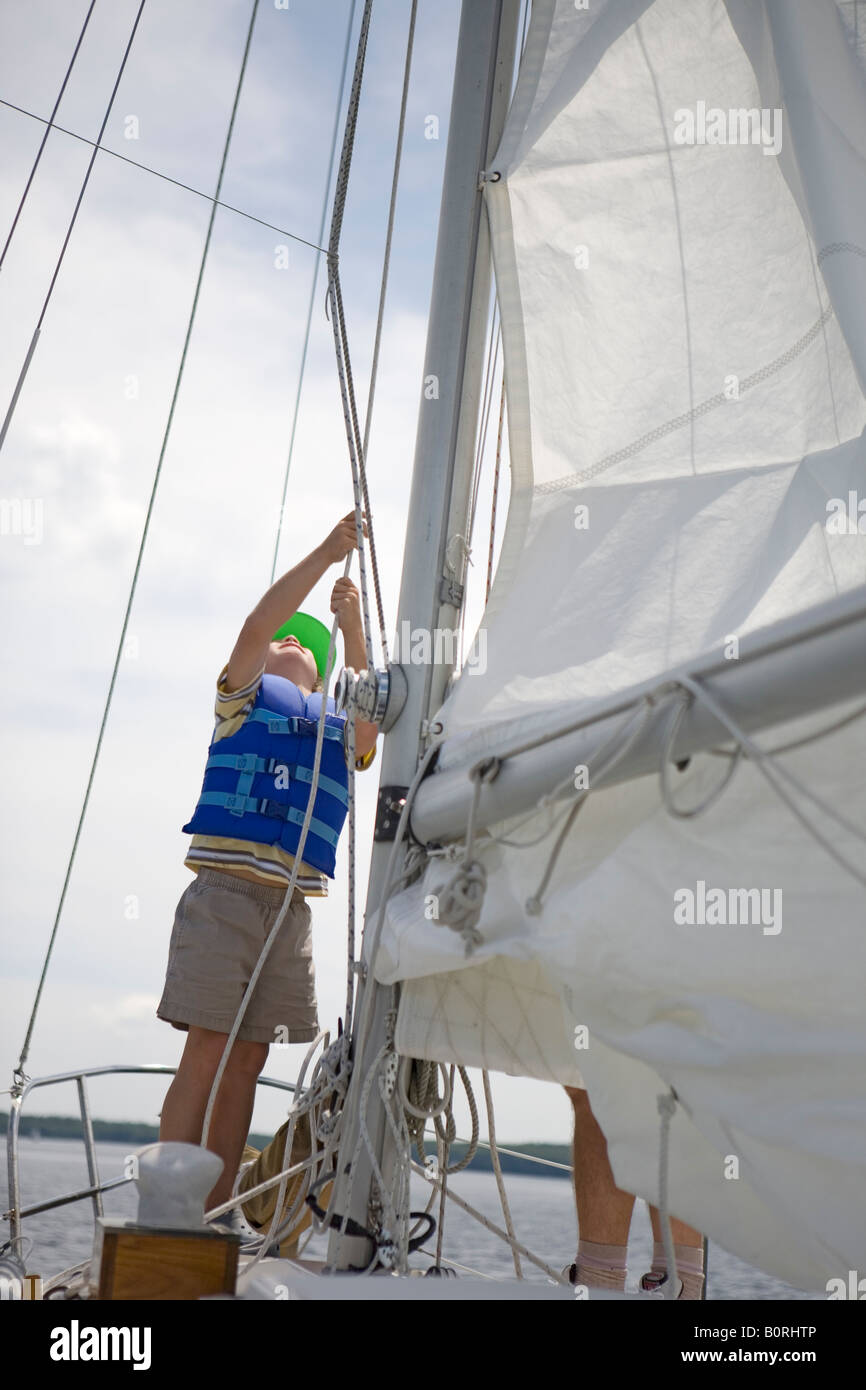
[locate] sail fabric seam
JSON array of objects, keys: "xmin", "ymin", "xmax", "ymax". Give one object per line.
[
  {"xmin": 535, "ymin": 304, "xmax": 835, "ymax": 495},
  {"xmin": 818, "ymin": 241, "xmax": 866, "ymax": 262},
  {"xmin": 634, "ymin": 19, "xmax": 698, "ymax": 476}
]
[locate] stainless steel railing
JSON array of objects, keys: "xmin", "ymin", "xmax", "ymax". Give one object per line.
[{"xmin": 4, "ymin": 1063, "xmax": 295, "ymax": 1244}]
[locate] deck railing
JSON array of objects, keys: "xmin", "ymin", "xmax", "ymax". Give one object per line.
[{"xmin": 4, "ymin": 1063, "xmax": 294, "ymax": 1244}]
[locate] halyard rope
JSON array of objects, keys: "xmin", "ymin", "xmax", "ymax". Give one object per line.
[
  {"xmin": 482, "ymin": 1069, "xmax": 522, "ymax": 1278},
  {"xmin": 206, "ymin": 0, "xmax": 425, "ymax": 1258},
  {"xmin": 269, "ymin": 0, "xmax": 360, "ymax": 586}
]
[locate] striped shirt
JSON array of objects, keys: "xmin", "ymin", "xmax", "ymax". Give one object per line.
[{"xmin": 184, "ymin": 661, "xmax": 376, "ymax": 896}]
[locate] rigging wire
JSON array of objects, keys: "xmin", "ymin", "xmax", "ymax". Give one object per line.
[
  {"xmin": 412, "ymin": 1158, "xmax": 566, "ymax": 1283},
  {"xmin": 0, "ymin": 0, "xmax": 97, "ymax": 272},
  {"xmin": 0, "ymin": 0, "xmax": 148, "ymax": 457},
  {"xmin": 12, "ymin": 0, "xmax": 263, "ymax": 1091},
  {"xmin": 0, "ymin": 97, "xmax": 328, "ymax": 256}
]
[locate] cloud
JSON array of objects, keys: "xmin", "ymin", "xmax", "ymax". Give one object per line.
[
  {"xmin": 0, "ymin": 0, "xmax": 561, "ymax": 1148},
  {"xmin": 90, "ymin": 993, "xmax": 162, "ymax": 1030}
]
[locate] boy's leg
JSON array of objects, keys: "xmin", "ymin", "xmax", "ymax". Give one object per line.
[
  {"xmin": 159, "ymin": 1025, "xmax": 269, "ymax": 1210},
  {"xmin": 565, "ymin": 1085, "xmax": 635, "ymax": 1290},
  {"xmin": 646, "ymin": 1205, "xmax": 705, "ymax": 1299}
]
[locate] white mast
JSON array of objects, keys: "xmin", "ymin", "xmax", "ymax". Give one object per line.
[{"xmin": 328, "ymin": 0, "xmax": 521, "ymax": 1270}]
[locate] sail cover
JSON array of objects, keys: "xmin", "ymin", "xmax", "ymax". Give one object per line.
[{"xmin": 377, "ymin": 0, "xmax": 866, "ymax": 1287}]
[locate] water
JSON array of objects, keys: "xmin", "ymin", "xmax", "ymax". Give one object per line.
[{"xmin": 3, "ymin": 1137, "xmax": 821, "ymax": 1299}]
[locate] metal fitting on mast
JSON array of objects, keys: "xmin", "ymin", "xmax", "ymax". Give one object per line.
[{"xmin": 333, "ymin": 663, "xmax": 408, "ymax": 733}]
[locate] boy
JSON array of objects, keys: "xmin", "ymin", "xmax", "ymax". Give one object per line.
[{"xmin": 157, "ymin": 512, "xmax": 378, "ymax": 1212}]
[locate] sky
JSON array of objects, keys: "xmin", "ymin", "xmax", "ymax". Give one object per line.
[{"xmin": 0, "ymin": 0, "xmax": 574, "ymax": 1149}]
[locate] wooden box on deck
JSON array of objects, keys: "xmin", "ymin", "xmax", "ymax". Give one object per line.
[{"xmin": 92, "ymin": 1218, "xmax": 240, "ymax": 1300}]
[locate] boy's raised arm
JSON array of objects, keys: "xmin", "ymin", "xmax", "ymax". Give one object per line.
[
  {"xmin": 330, "ymin": 575, "xmax": 378, "ymax": 762},
  {"xmin": 225, "ymin": 513, "xmax": 362, "ymax": 693}
]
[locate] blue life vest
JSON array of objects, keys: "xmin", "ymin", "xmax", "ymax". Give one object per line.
[{"xmin": 182, "ymin": 675, "xmax": 349, "ymax": 878}]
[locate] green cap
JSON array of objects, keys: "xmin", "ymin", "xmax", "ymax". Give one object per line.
[{"xmin": 271, "ymin": 612, "xmax": 333, "ymax": 679}]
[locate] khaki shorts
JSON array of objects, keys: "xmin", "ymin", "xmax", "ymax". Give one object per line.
[{"xmin": 157, "ymin": 868, "xmax": 318, "ymax": 1045}]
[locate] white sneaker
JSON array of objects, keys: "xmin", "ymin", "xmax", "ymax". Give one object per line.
[{"xmin": 639, "ymin": 1271, "xmax": 684, "ymax": 1298}]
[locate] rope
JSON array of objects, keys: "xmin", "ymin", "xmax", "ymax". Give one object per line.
[
  {"xmin": 11, "ymin": 0, "xmax": 262, "ymax": 1093},
  {"xmin": 659, "ymin": 689, "xmax": 742, "ymax": 817},
  {"xmin": 481, "ymin": 1071, "xmax": 522, "ymax": 1278},
  {"xmin": 283, "ymin": 9, "xmax": 425, "ymax": 1263},
  {"xmin": 411, "ymin": 1160, "xmax": 567, "ymax": 1284},
  {"xmin": 657, "ymin": 1089, "xmax": 680, "ymax": 1301},
  {"xmin": 0, "ymin": 97, "xmax": 328, "ymax": 256},
  {"xmin": 523, "ymin": 698, "xmax": 654, "ymax": 912},
  {"xmin": 400, "ymin": 1058, "xmax": 452, "ymax": 1125},
  {"xmin": 268, "ymin": 0, "xmax": 359, "ymax": 586},
  {"xmin": 0, "ymin": 0, "xmax": 148, "ymax": 456},
  {"xmin": 326, "ymin": 740, "xmax": 441, "ymax": 1267},
  {"xmin": 707, "ymin": 699, "xmax": 866, "ymax": 759},
  {"xmin": 0, "ymin": 1, "xmax": 97, "ymax": 272},
  {"xmin": 229, "ymin": 1030, "xmax": 327, "ymax": 1277},
  {"xmin": 437, "ymin": 1067, "xmax": 479, "ymax": 1174},
  {"xmin": 662, "ymin": 675, "xmax": 866, "ymax": 887},
  {"xmin": 324, "ymin": 0, "xmax": 392, "ymax": 671},
  {"xmin": 328, "ymin": 1041, "xmax": 410, "ymax": 1273},
  {"xmin": 358, "ymin": 0, "xmax": 418, "ymax": 490},
  {"xmin": 434, "ymin": 1089, "xmax": 451, "ymax": 1269},
  {"xmin": 397, "ymin": 1059, "xmax": 480, "ymax": 1271},
  {"xmin": 344, "ymin": 683, "xmax": 359, "ymax": 1037},
  {"xmin": 209, "ymin": 0, "xmax": 408, "ymax": 1228}
]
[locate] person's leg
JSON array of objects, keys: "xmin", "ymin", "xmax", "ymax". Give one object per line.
[
  {"xmin": 565, "ymin": 1085, "xmax": 635, "ymax": 1291},
  {"xmin": 645, "ymin": 1206, "xmax": 705, "ymax": 1300},
  {"xmin": 159, "ymin": 1025, "xmax": 269, "ymax": 1210}
]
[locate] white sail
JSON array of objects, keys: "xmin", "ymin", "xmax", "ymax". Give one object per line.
[{"xmin": 377, "ymin": 0, "xmax": 866, "ymax": 1286}]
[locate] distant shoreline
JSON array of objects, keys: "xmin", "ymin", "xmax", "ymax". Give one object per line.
[{"xmin": 0, "ymin": 1110, "xmax": 571, "ymax": 1180}]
